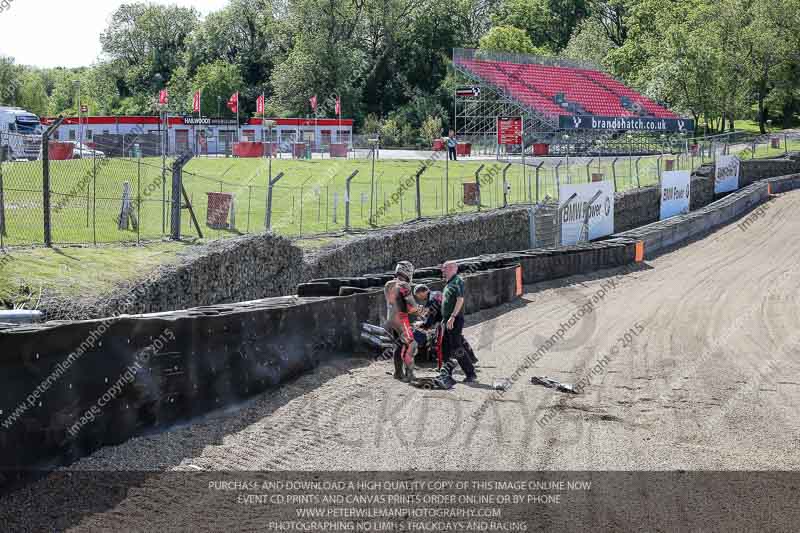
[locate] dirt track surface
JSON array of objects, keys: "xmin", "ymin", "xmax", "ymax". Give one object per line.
[{"xmin": 4, "ymin": 190, "xmax": 800, "ymax": 531}]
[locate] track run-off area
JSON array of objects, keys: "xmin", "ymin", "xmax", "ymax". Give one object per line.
[{"xmin": 3, "ymin": 189, "xmax": 800, "ymax": 530}]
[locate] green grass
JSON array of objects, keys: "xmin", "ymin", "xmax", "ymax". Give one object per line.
[
  {"xmin": 0, "ymin": 149, "xmax": 750, "ymax": 310},
  {"xmin": 0, "ymin": 154, "xmax": 681, "ymax": 247},
  {"xmin": 694, "ymin": 120, "xmax": 790, "ymax": 134},
  {"xmin": 736, "ymin": 136, "xmax": 800, "ymax": 160},
  {"xmin": 0, "ymin": 242, "xmax": 186, "ymax": 309}
]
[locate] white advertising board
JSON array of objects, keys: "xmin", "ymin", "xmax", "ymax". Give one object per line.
[
  {"xmin": 559, "ymin": 181, "xmax": 615, "ymax": 245},
  {"xmin": 660, "ymin": 170, "xmax": 691, "ymax": 220},
  {"xmin": 715, "ymin": 155, "xmax": 740, "ymax": 194}
]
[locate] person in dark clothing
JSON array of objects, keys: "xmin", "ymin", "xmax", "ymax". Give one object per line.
[
  {"xmin": 413, "ymin": 284, "xmax": 444, "ymax": 365},
  {"xmin": 414, "ymin": 283, "xmax": 479, "ymax": 369},
  {"xmin": 439, "ymin": 261, "xmax": 477, "ymax": 383},
  {"xmin": 446, "ymin": 129, "xmax": 457, "ymax": 161}
]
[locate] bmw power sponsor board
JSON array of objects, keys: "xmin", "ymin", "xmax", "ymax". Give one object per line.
[
  {"xmin": 714, "ymin": 155, "xmax": 740, "ymax": 194},
  {"xmin": 559, "ymin": 181, "xmax": 615, "ymax": 245},
  {"xmin": 660, "ymin": 170, "xmax": 691, "ymax": 220}
]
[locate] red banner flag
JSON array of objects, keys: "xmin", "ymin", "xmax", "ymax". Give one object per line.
[
  {"xmin": 192, "ymin": 91, "xmax": 201, "ymax": 113},
  {"xmin": 335, "ymin": 96, "xmax": 341, "ymax": 116},
  {"xmin": 158, "ymin": 89, "xmax": 169, "ymax": 105},
  {"xmin": 309, "ymin": 95, "xmax": 318, "ymax": 112},
  {"xmin": 227, "ymin": 92, "xmax": 239, "ymax": 113},
  {"xmin": 256, "ymin": 94, "xmax": 265, "ymax": 114}
]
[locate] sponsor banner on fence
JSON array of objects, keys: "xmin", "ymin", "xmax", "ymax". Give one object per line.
[
  {"xmin": 559, "ymin": 115, "xmax": 694, "ymax": 133},
  {"xmin": 660, "ymin": 170, "xmax": 691, "ymax": 220},
  {"xmin": 715, "ymin": 155, "xmax": 740, "ymax": 194},
  {"xmin": 559, "ymin": 181, "xmax": 614, "ymax": 245}
]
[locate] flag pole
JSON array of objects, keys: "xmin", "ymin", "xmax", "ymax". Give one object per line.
[
  {"xmin": 236, "ymin": 92, "xmax": 240, "ymax": 143},
  {"xmin": 261, "ymin": 91, "xmax": 265, "ymax": 157},
  {"xmin": 314, "ymin": 97, "xmax": 318, "ymax": 156}
]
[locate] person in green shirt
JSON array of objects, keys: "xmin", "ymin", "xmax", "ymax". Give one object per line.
[{"xmin": 439, "ymin": 260, "xmax": 477, "ymax": 383}]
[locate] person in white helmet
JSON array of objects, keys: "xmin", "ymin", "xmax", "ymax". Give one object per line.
[{"xmin": 384, "ymin": 261, "xmax": 423, "ymax": 382}]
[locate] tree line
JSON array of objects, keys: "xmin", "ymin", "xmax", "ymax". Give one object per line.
[{"xmin": 1, "ymin": 0, "xmax": 798, "ymax": 139}]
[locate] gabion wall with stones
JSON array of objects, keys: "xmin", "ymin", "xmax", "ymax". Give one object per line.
[
  {"xmin": 42, "ymin": 232, "xmax": 305, "ymax": 321},
  {"xmin": 302, "ymin": 207, "xmax": 532, "ymax": 280},
  {"xmin": 42, "ymin": 208, "xmax": 533, "ymax": 320},
  {"xmin": 37, "ymin": 155, "xmax": 800, "ymax": 321}
]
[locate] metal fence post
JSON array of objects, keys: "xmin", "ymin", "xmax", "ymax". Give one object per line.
[
  {"xmin": 137, "ymin": 156, "xmax": 141, "ymax": 245},
  {"xmin": 585, "ymin": 160, "xmax": 591, "ymax": 183},
  {"xmin": 0, "ymin": 143, "xmax": 5, "ymax": 239},
  {"xmin": 656, "ymin": 155, "xmax": 663, "ymax": 183},
  {"xmin": 93, "ymin": 154, "xmax": 98, "ymax": 245},
  {"xmin": 785, "ymin": 133, "xmax": 789, "ymax": 155},
  {"xmin": 535, "ymin": 161, "xmax": 544, "ymax": 203},
  {"xmin": 247, "ymin": 185, "xmax": 252, "ymax": 233},
  {"xmin": 474, "ymin": 164, "xmax": 485, "ymax": 211},
  {"xmin": 415, "ymin": 166, "xmax": 424, "ymax": 219},
  {"xmin": 299, "ymin": 186, "xmax": 304, "ymax": 236},
  {"xmin": 612, "ymin": 157, "xmax": 618, "ymax": 192},
  {"xmin": 170, "ymin": 155, "xmax": 187, "ymax": 240},
  {"xmin": 502, "ymin": 163, "xmax": 512, "ymax": 207},
  {"xmin": 345, "ymin": 169, "xmax": 359, "ymax": 231},
  {"xmin": 635, "ymin": 157, "xmax": 641, "ymax": 188},
  {"xmin": 265, "ymin": 172, "xmax": 285, "ymax": 231},
  {"xmin": 41, "ymin": 118, "xmax": 63, "ymax": 247},
  {"xmin": 555, "ymin": 161, "xmax": 562, "ymax": 191}
]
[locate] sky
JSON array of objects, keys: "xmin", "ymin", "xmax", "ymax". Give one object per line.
[{"xmin": 0, "ymin": 0, "xmax": 230, "ymax": 68}]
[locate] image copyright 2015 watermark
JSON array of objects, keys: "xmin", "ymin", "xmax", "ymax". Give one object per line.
[
  {"xmin": 0, "ymin": 0, "xmax": 15, "ymax": 15},
  {"xmin": 64, "ymin": 328, "xmax": 175, "ymax": 440}
]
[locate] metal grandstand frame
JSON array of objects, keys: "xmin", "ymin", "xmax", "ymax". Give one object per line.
[
  {"xmin": 453, "ymin": 49, "xmax": 556, "ymax": 148},
  {"xmin": 452, "ymin": 48, "xmax": 691, "ymax": 157}
]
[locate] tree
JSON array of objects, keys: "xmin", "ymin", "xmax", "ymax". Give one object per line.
[
  {"xmin": 490, "ymin": 0, "xmax": 589, "ymax": 51},
  {"xmin": 478, "ymin": 26, "xmax": 548, "ymax": 55},
  {"xmin": 562, "ymin": 17, "xmax": 618, "ymax": 65},
  {"xmin": 18, "ymin": 72, "xmax": 49, "ymax": 116},
  {"xmin": 380, "ymin": 117, "xmax": 401, "ymax": 145},
  {"xmin": 362, "ymin": 113, "xmax": 382, "ymax": 136},
  {"xmin": 192, "ymin": 61, "xmax": 245, "ymax": 118},
  {"xmin": 421, "ymin": 115, "xmax": 443, "ymax": 146},
  {"xmin": 100, "ymin": 3, "xmax": 199, "ymax": 94},
  {"xmin": 0, "ymin": 56, "xmax": 21, "ymax": 106},
  {"xmin": 186, "ymin": 0, "xmax": 288, "ymax": 112},
  {"xmin": 166, "ymin": 66, "xmax": 193, "ymax": 116}
]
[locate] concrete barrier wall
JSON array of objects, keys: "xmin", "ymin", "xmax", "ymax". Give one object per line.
[
  {"xmin": 611, "ymin": 155, "xmax": 800, "ymax": 233},
  {"xmin": 614, "ymin": 174, "xmax": 800, "ymax": 258},
  {"xmin": 7, "ymin": 168, "xmax": 799, "ymax": 472},
  {"xmin": 0, "ymin": 264, "xmax": 521, "ymax": 472}
]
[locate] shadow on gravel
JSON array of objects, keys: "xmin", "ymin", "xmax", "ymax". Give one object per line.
[
  {"xmin": 0, "ymin": 260, "xmax": 654, "ymax": 530},
  {"xmin": 0, "ymin": 352, "xmax": 369, "ymax": 531}
]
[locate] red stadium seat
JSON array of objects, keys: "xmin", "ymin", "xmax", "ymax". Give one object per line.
[{"xmin": 455, "ymin": 56, "xmax": 678, "ymax": 121}]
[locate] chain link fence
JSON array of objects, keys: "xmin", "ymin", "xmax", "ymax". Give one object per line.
[{"xmin": 2, "ymin": 127, "xmax": 799, "ymax": 248}]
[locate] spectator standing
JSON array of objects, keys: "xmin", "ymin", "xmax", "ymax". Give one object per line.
[
  {"xmin": 446, "ymin": 129, "xmax": 457, "ymax": 161},
  {"xmin": 439, "ymin": 261, "xmax": 477, "ymax": 382}
]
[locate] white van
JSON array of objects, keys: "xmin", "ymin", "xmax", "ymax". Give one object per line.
[{"xmin": 0, "ymin": 106, "xmax": 43, "ymax": 160}]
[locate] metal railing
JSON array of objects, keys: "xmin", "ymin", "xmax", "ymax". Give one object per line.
[{"xmin": 1, "ymin": 127, "xmax": 798, "ymax": 248}]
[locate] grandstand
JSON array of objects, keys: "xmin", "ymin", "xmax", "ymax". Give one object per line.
[{"xmin": 452, "ymin": 48, "xmax": 694, "ymax": 156}]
